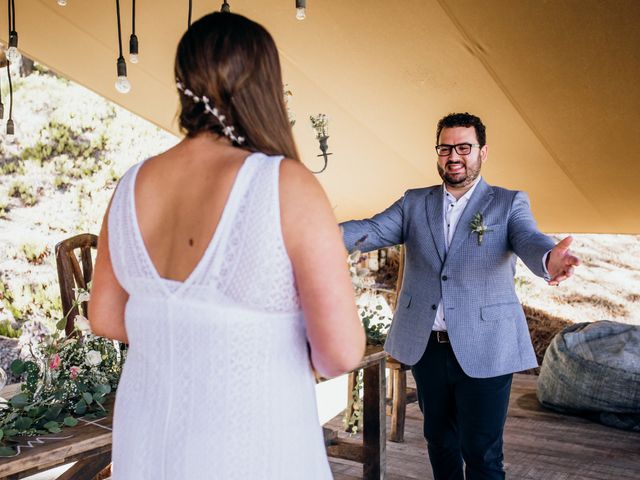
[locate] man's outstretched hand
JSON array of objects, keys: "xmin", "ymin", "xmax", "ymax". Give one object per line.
[{"xmin": 546, "ymin": 236, "xmax": 581, "ymax": 286}]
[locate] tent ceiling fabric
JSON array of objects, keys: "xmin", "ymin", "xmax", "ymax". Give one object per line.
[{"xmin": 2, "ymin": 0, "xmax": 638, "ymax": 233}]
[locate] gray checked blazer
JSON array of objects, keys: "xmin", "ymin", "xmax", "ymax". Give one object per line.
[{"xmin": 341, "ymin": 178, "xmax": 556, "ymax": 378}]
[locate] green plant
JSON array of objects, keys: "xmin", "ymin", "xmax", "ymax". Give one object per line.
[
  {"xmin": 0, "ymin": 289, "xmax": 126, "ymax": 456},
  {"xmin": 21, "ymin": 244, "xmax": 51, "ymax": 266},
  {"xmin": 0, "ymin": 278, "xmax": 23, "ymax": 323},
  {"xmin": 0, "ymin": 158, "xmax": 25, "ymax": 175},
  {"xmin": 360, "ymin": 304, "xmax": 391, "ymax": 346},
  {"xmin": 343, "ymin": 369, "xmax": 363, "ymax": 434},
  {"xmin": 0, "ymin": 202, "xmax": 11, "ymax": 220},
  {"xmin": 8, "ymin": 182, "xmax": 38, "ymax": 207},
  {"xmin": 0, "ymin": 320, "xmax": 21, "ymax": 338}
]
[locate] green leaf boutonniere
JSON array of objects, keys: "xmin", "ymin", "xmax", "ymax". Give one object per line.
[{"xmin": 470, "ymin": 212, "xmax": 492, "ymax": 245}]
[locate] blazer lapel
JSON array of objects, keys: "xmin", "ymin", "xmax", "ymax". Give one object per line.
[
  {"xmin": 425, "ymin": 186, "xmax": 446, "ymax": 263},
  {"xmin": 446, "ymin": 179, "xmax": 494, "ymax": 260}
]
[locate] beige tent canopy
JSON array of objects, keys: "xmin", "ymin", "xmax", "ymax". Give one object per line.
[{"xmin": 2, "ymin": 0, "xmax": 638, "ymax": 233}]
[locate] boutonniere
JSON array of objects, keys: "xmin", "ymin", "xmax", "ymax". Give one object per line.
[{"xmin": 470, "ymin": 212, "xmax": 492, "ymax": 245}]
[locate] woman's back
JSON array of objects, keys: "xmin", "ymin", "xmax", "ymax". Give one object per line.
[{"xmin": 133, "ymin": 138, "xmax": 249, "ymax": 284}]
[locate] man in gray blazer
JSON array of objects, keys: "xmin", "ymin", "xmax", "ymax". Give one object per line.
[{"xmin": 341, "ymin": 112, "xmax": 580, "ymax": 480}]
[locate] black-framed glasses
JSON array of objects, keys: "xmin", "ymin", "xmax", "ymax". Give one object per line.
[{"xmin": 435, "ymin": 143, "xmax": 480, "ymax": 156}]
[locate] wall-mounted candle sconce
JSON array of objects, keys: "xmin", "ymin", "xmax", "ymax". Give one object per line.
[{"xmin": 310, "ymin": 113, "xmax": 331, "ymax": 174}]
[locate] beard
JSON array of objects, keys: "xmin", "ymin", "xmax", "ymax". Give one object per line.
[{"xmin": 437, "ymin": 161, "xmax": 481, "ymax": 188}]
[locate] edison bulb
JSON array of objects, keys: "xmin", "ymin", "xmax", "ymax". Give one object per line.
[
  {"xmin": 6, "ymin": 46, "xmax": 21, "ymax": 64},
  {"xmin": 296, "ymin": 8, "xmax": 306, "ymax": 20},
  {"xmin": 129, "ymin": 53, "xmax": 139, "ymax": 64},
  {"xmin": 115, "ymin": 76, "xmax": 132, "ymax": 94},
  {"xmin": 57, "ymin": 0, "xmax": 67, "ymax": 6}
]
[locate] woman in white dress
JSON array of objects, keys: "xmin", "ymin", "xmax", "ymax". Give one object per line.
[{"xmin": 89, "ymin": 12, "xmax": 365, "ymax": 479}]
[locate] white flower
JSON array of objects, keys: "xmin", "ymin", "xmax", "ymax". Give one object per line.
[
  {"xmin": 72, "ymin": 288, "xmax": 91, "ymax": 303},
  {"xmin": 85, "ymin": 350, "xmax": 102, "ymax": 367},
  {"xmin": 74, "ymin": 314, "xmax": 92, "ymax": 333}
]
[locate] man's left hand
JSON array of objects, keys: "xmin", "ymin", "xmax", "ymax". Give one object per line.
[{"xmin": 546, "ymin": 236, "xmax": 581, "ymax": 286}]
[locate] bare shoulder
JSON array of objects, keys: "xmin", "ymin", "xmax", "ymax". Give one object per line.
[
  {"xmin": 279, "ymin": 158, "xmax": 326, "ymax": 201},
  {"xmin": 279, "ymin": 158, "xmax": 336, "ymax": 244}
]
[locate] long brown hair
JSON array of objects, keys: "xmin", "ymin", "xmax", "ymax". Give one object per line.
[{"xmin": 174, "ymin": 12, "xmax": 299, "ymax": 161}]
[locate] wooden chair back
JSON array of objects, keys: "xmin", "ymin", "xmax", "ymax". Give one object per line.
[{"xmin": 55, "ymin": 233, "xmax": 98, "ymax": 336}]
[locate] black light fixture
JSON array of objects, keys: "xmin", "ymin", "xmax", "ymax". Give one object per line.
[
  {"xmin": 6, "ymin": 62, "xmax": 14, "ymax": 135},
  {"xmin": 221, "ymin": 1, "xmax": 231, "ymax": 13},
  {"xmin": 129, "ymin": 0, "xmax": 139, "ymax": 63},
  {"xmin": 114, "ymin": 0, "xmax": 131, "ymax": 93},
  {"xmin": 296, "ymin": 0, "xmax": 306, "ymax": 20},
  {"xmin": 309, "ymin": 114, "xmax": 331, "ymax": 174},
  {"xmin": 6, "ymin": 0, "xmax": 20, "ymax": 64}
]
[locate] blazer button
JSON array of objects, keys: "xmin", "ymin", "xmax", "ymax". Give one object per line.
[
  {"xmin": 431, "ymin": 304, "xmax": 437, "ymax": 310},
  {"xmin": 442, "ymin": 275, "xmax": 448, "ymax": 281}
]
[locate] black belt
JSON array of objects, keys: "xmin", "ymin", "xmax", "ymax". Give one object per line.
[{"xmin": 430, "ymin": 330, "xmax": 450, "ymax": 344}]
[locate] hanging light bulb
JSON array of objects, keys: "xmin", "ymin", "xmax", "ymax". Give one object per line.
[
  {"xmin": 295, "ymin": 0, "xmax": 306, "ymax": 20},
  {"xmin": 129, "ymin": 0, "xmax": 138, "ymax": 63},
  {"xmin": 115, "ymin": 56, "xmax": 131, "ymax": 93},
  {"xmin": 221, "ymin": 1, "xmax": 230, "ymax": 12},
  {"xmin": 57, "ymin": 0, "xmax": 67, "ymax": 6},
  {"xmin": 129, "ymin": 34, "xmax": 139, "ymax": 63},
  {"xmin": 5, "ymin": 62, "xmax": 14, "ymax": 136},
  {"xmin": 6, "ymin": 0, "xmax": 20, "ymax": 63},
  {"xmin": 6, "ymin": 33, "xmax": 21, "ymax": 63},
  {"xmin": 114, "ymin": 0, "xmax": 130, "ymax": 93}
]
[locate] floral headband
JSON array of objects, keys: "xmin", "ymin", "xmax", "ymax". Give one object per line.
[{"xmin": 176, "ymin": 79, "xmax": 245, "ymax": 145}]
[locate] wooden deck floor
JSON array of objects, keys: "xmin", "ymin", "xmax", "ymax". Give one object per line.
[{"xmin": 326, "ymin": 374, "xmax": 640, "ymax": 479}]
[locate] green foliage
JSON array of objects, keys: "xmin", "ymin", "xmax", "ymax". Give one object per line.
[
  {"xmin": 0, "ymin": 277, "xmax": 23, "ymax": 323},
  {"xmin": 343, "ymin": 369, "xmax": 364, "ymax": 434},
  {"xmin": 8, "ymin": 181, "xmax": 38, "ymax": 207},
  {"xmin": 360, "ymin": 304, "xmax": 390, "ymax": 346},
  {"xmin": 0, "ymin": 157, "xmax": 25, "ymax": 175},
  {"xmin": 21, "ymin": 243, "xmax": 51, "ymax": 266},
  {"xmin": 0, "ymin": 201, "xmax": 11, "ymax": 220},
  {"xmin": 22, "ymin": 283, "xmax": 62, "ymax": 321},
  {"xmin": 0, "ymin": 320, "xmax": 21, "ymax": 338},
  {"xmin": 0, "ymin": 331, "xmax": 124, "ymax": 456},
  {"xmin": 22, "ymin": 122, "xmax": 108, "ymax": 180}
]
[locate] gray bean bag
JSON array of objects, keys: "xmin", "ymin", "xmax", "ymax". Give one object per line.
[{"xmin": 537, "ymin": 320, "xmax": 640, "ymax": 431}]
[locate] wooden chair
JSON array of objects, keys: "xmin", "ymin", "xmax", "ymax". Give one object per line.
[
  {"xmin": 55, "ymin": 233, "xmax": 112, "ymax": 480},
  {"xmin": 384, "ymin": 246, "xmax": 417, "ymax": 443},
  {"xmin": 55, "ymin": 233, "xmax": 98, "ymax": 336}
]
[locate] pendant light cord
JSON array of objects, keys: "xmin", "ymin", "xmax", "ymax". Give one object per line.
[
  {"xmin": 188, "ymin": 0, "xmax": 192, "ymax": 28},
  {"xmin": 7, "ymin": 62, "xmax": 13, "ymax": 119},
  {"xmin": 116, "ymin": 0, "xmax": 123, "ymax": 59},
  {"xmin": 132, "ymin": 0, "xmax": 136, "ymax": 35}
]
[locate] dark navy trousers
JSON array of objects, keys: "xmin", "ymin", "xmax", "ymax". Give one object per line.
[{"xmin": 411, "ymin": 335, "xmax": 513, "ymax": 480}]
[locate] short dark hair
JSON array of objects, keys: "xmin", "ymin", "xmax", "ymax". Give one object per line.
[
  {"xmin": 436, "ymin": 112, "xmax": 486, "ymax": 147},
  {"xmin": 174, "ymin": 12, "xmax": 299, "ymax": 160}
]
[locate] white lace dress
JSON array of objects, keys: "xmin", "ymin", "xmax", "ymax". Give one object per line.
[{"xmin": 108, "ymin": 153, "xmax": 332, "ymax": 479}]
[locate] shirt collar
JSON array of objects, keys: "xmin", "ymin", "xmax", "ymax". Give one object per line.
[{"xmin": 443, "ymin": 176, "xmax": 482, "ymax": 204}]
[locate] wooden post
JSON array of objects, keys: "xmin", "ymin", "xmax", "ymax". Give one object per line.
[
  {"xmin": 390, "ymin": 367, "xmax": 406, "ymax": 442},
  {"xmin": 363, "ymin": 357, "xmax": 386, "ymax": 480}
]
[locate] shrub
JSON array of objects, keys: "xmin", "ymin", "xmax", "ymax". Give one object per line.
[
  {"xmin": 8, "ymin": 181, "xmax": 38, "ymax": 207},
  {"xmin": 0, "ymin": 320, "xmax": 21, "ymax": 338},
  {"xmin": 21, "ymin": 243, "xmax": 51, "ymax": 265}
]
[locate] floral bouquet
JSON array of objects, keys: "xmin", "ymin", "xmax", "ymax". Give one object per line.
[{"xmin": 0, "ymin": 287, "xmax": 126, "ymax": 457}]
